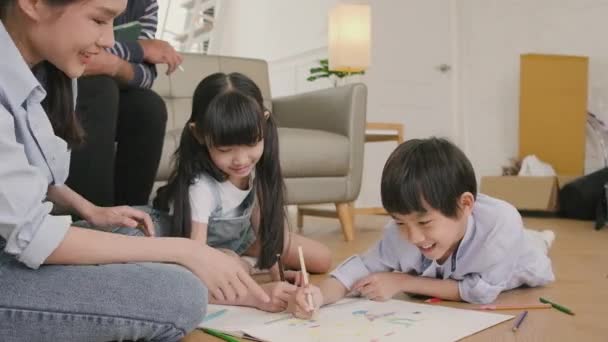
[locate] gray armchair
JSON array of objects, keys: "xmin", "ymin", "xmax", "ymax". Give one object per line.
[{"xmin": 152, "ymin": 53, "xmax": 367, "ymax": 241}]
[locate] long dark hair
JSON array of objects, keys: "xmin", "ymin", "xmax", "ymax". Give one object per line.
[
  {"xmin": 155, "ymin": 72, "xmax": 285, "ymax": 269},
  {"xmin": 1, "ymin": 0, "xmax": 84, "ymax": 147}
]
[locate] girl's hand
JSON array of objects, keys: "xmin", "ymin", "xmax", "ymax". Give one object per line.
[
  {"xmin": 269, "ymin": 263, "xmax": 306, "ymax": 285},
  {"xmin": 185, "ymin": 244, "xmax": 270, "ymax": 304},
  {"xmin": 284, "ymin": 270, "xmax": 305, "ymax": 286},
  {"xmin": 351, "ymin": 272, "xmax": 407, "ymax": 301},
  {"xmin": 255, "ymin": 282, "xmax": 297, "ymax": 312},
  {"xmin": 288, "ymin": 284, "xmax": 323, "ymax": 319},
  {"xmin": 84, "ymin": 205, "xmax": 155, "ymax": 236}
]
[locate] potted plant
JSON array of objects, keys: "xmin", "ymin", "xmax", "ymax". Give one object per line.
[{"xmin": 307, "ymin": 59, "xmax": 365, "ymax": 87}]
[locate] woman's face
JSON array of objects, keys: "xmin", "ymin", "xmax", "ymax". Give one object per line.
[{"xmin": 28, "ymin": 0, "xmax": 126, "ymax": 77}]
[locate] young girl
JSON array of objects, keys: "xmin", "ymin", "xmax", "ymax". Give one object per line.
[
  {"xmin": 290, "ymin": 138, "xmax": 555, "ymax": 318},
  {"xmin": 155, "ymin": 72, "xmax": 332, "ymax": 312}
]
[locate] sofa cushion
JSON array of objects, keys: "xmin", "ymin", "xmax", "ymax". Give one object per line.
[
  {"xmin": 156, "ymin": 127, "xmax": 350, "ymax": 182},
  {"xmin": 278, "ymin": 128, "xmax": 349, "ymax": 178},
  {"xmin": 157, "ymin": 128, "xmax": 181, "ymax": 181},
  {"xmin": 164, "ymin": 97, "xmax": 192, "ymax": 131}
]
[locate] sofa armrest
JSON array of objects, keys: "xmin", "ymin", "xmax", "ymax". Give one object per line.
[{"xmin": 271, "ymin": 83, "xmax": 367, "ymax": 139}]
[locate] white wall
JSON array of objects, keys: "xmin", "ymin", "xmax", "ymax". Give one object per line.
[
  {"xmin": 266, "ymin": 0, "xmax": 456, "ymax": 207},
  {"xmin": 459, "ymin": 0, "xmax": 608, "ymax": 177}
]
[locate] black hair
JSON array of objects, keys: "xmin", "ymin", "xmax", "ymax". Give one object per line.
[
  {"xmin": 1, "ymin": 0, "xmax": 84, "ymax": 147},
  {"xmin": 380, "ymin": 137, "xmax": 477, "ymax": 218},
  {"xmin": 154, "ymin": 72, "xmax": 285, "ymax": 269}
]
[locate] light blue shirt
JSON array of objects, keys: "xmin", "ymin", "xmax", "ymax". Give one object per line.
[
  {"xmin": 331, "ymin": 194, "xmax": 555, "ymax": 304},
  {"xmin": 0, "ymin": 21, "xmax": 73, "ymax": 269}
]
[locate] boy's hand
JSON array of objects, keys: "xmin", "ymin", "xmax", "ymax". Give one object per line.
[
  {"xmin": 255, "ymin": 282, "xmax": 297, "ymax": 312},
  {"xmin": 288, "ymin": 284, "xmax": 323, "ymax": 319},
  {"xmin": 352, "ymin": 272, "xmax": 407, "ymax": 301}
]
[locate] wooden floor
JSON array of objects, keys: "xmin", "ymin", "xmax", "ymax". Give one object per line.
[{"xmin": 184, "ymin": 214, "xmax": 608, "ymax": 342}]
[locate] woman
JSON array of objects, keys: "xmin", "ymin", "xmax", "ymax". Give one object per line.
[{"xmin": 0, "ymin": 0, "xmax": 268, "ymax": 341}]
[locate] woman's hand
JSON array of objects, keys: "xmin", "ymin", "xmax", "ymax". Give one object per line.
[
  {"xmin": 84, "ymin": 205, "xmax": 155, "ymax": 236},
  {"xmin": 184, "ymin": 244, "xmax": 270, "ymax": 304}
]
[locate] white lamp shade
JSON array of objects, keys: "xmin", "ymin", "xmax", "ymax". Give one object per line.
[{"xmin": 328, "ymin": 4, "xmax": 371, "ymax": 72}]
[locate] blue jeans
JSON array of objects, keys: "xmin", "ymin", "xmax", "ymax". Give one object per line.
[{"xmin": 0, "ymin": 207, "xmax": 207, "ymax": 341}]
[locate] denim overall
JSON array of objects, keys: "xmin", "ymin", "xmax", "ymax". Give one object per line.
[
  {"xmin": 71, "ymin": 176, "xmax": 257, "ymax": 254},
  {"xmin": 201, "ymin": 175, "xmax": 257, "ymax": 255}
]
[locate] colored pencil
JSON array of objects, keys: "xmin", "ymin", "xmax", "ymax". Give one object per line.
[
  {"xmin": 202, "ymin": 328, "xmax": 240, "ymax": 342},
  {"xmin": 297, "ymin": 246, "xmax": 314, "ymax": 310},
  {"xmin": 540, "ymin": 297, "xmax": 575, "ymax": 315},
  {"xmin": 425, "ymin": 297, "xmax": 443, "ymax": 303},
  {"xmin": 476, "ymin": 303, "xmax": 552, "ymax": 311},
  {"xmin": 276, "ymin": 253, "xmax": 286, "ymax": 282},
  {"xmin": 512, "ymin": 311, "xmax": 528, "ymax": 332}
]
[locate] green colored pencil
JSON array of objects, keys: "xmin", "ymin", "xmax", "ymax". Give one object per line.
[
  {"xmin": 539, "ymin": 297, "xmax": 575, "ymax": 316},
  {"xmin": 202, "ymin": 328, "xmax": 241, "ymax": 342}
]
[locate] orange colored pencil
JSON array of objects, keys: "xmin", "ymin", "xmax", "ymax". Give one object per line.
[{"xmin": 476, "ymin": 303, "xmax": 552, "ymax": 311}]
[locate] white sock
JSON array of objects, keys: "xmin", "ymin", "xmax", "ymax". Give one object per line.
[{"xmin": 524, "ymin": 228, "xmax": 555, "ymax": 254}]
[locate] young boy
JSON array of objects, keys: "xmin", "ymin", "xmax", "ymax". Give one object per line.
[{"xmin": 290, "ymin": 138, "xmax": 555, "ymax": 318}]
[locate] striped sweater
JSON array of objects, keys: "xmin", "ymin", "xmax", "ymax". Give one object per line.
[{"xmin": 110, "ymin": 0, "xmax": 159, "ymax": 88}]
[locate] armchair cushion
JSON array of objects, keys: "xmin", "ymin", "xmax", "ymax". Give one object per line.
[{"xmin": 279, "ymin": 128, "xmax": 349, "ymax": 178}]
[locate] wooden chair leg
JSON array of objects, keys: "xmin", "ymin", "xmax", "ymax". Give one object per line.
[
  {"xmin": 296, "ymin": 206, "xmax": 304, "ymax": 233},
  {"xmin": 335, "ymin": 202, "xmax": 355, "ymax": 241}
]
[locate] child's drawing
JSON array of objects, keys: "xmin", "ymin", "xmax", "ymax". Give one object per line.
[{"xmin": 201, "ymin": 298, "xmax": 512, "ymax": 342}]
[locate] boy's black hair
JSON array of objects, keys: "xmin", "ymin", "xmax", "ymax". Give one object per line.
[
  {"xmin": 154, "ymin": 72, "xmax": 285, "ymax": 269},
  {"xmin": 380, "ymin": 137, "xmax": 477, "ymax": 218}
]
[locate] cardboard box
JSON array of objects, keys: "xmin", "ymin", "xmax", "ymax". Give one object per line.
[{"xmin": 480, "ymin": 176, "xmax": 578, "ymax": 212}]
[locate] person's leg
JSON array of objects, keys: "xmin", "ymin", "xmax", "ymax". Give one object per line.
[
  {"xmin": 66, "ymin": 76, "xmax": 120, "ymax": 208},
  {"xmin": 244, "ymin": 230, "xmax": 332, "ymax": 274},
  {"xmin": 115, "ymin": 86, "xmax": 168, "ymax": 206},
  {"xmin": 282, "ymin": 232, "xmax": 332, "ymax": 273},
  {"xmin": 0, "ymin": 250, "xmax": 207, "ymax": 342}
]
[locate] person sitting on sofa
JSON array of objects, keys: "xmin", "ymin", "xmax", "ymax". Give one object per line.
[{"xmin": 66, "ymin": 0, "xmax": 183, "ymax": 207}]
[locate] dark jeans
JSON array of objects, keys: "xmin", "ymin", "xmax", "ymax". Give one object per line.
[{"xmin": 67, "ymin": 76, "xmax": 167, "ymax": 207}]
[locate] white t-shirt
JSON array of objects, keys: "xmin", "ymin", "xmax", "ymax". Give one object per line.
[{"xmin": 189, "ymin": 175, "xmax": 252, "ymax": 224}]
